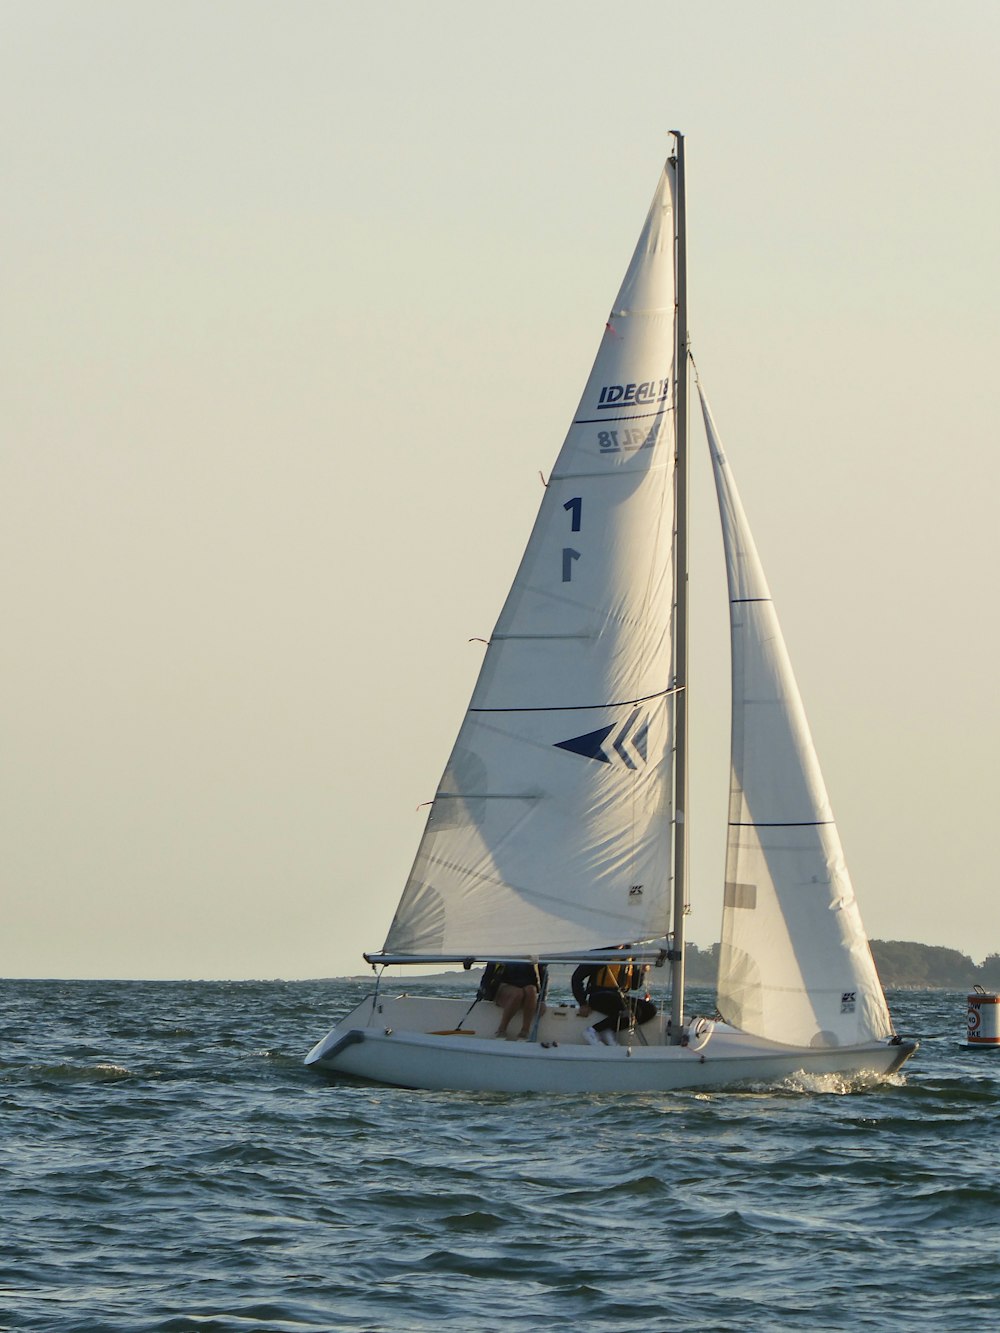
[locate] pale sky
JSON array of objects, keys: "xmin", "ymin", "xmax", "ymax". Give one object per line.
[{"xmin": 3, "ymin": 2, "xmax": 998, "ymax": 980}]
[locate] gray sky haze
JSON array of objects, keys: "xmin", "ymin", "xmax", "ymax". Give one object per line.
[{"xmin": 3, "ymin": 2, "xmax": 998, "ymax": 979}]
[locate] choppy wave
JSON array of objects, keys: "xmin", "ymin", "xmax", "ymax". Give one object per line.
[{"xmin": 0, "ymin": 982, "xmax": 996, "ymax": 1331}]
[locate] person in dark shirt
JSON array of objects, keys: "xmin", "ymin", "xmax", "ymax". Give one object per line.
[
  {"xmin": 572, "ymin": 953, "xmax": 656, "ymax": 1046},
  {"xmin": 480, "ymin": 961, "xmax": 548, "ymax": 1040}
]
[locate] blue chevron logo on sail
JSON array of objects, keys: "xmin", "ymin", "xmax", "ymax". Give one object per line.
[{"xmin": 554, "ymin": 707, "xmax": 649, "ymax": 769}]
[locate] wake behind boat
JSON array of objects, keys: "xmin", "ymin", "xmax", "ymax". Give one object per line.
[{"xmin": 306, "ymin": 134, "xmax": 916, "ymax": 1092}]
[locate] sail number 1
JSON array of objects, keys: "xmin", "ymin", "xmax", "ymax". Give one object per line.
[{"xmin": 562, "ymin": 497, "xmax": 582, "ymax": 581}]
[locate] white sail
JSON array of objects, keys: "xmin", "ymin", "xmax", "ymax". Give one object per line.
[
  {"xmin": 700, "ymin": 386, "xmax": 893, "ymax": 1047},
  {"xmin": 384, "ymin": 162, "xmax": 679, "ymax": 958}
]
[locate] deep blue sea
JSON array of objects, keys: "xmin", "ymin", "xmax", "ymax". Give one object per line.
[{"xmin": 1, "ymin": 980, "xmax": 997, "ymax": 1332}]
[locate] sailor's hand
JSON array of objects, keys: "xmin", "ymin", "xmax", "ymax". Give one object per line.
[{"xmin": 577, "ymin": 1005, "xmax": 591, "ymax": 1017}]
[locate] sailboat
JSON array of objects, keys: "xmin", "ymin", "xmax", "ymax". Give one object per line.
[{"xmin": 306, "ymin": 134, "xmax": 916, "ymax": 1092}]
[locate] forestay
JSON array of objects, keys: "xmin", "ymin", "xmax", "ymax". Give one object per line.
[
  {"xmin": 700, "ymin": 387, "xmax": 893, "ymax": 1048},
  {"xmin": 384, "ymin": 163, "xmax": 680, "ymax": 958}
]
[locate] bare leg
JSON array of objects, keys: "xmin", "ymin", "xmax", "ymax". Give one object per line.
[
  {"xmin": 494, "ymin": 983, "xmax": 524, "ymax": 1037},
  {"xmin": 517, "ymin": 986, "xmax": 539, "ymax": 1038}
]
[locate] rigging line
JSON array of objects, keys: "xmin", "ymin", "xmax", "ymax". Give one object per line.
[
  {"xmin": 469, "ymin": 686, "xmax": 680, "ymax": 715},
  {"xmin": 731, "ymin": 597, "xmax": 772, "ymax": 604},
  {"xmin": 615, "ymin": 961, "xmax": 651, "ymax": 1046}
]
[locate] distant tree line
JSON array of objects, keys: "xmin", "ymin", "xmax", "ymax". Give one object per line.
[
  {"xmin": 683, "ymin": 942, "xmax": 719, "ymax": 986},
  {"xmin": 869, "ymin": 940, "xmax": 1000, "ymax": 990},
  {"xmin": 683, "ymin": 939, "xmax": 1000, "ymax": 990}
]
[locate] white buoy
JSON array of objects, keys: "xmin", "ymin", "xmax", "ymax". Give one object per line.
[{"xmin": 965, "ymin": 986, "xmax": 1000, "ymax": 1048}]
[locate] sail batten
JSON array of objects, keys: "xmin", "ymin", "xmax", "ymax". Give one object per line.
[
  {"xmin": 471, "ymin": 686, "xmax": 678, "ymax": 713},
  {"xmin": 730, "ymin": 821, "xmax": 835, "ymax": 828},
  {"xmin": 571, "ymin": 413, "xmax": 673, "ymax": 427}
]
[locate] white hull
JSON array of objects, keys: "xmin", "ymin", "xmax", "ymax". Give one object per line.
[{"xmin": 305, "ymin": 994, "xmax": 916, "ymax": 1094}]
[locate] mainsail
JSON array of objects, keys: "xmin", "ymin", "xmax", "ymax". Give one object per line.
[
  {"xmin": 701, "ymin": 387, "xmax": 893, "ymax": 1047},
  {"xmin": 384, "ymin": 163, "xmax": 680, "ymax": 958}
]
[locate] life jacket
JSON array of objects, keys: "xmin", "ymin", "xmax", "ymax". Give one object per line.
[
  {"xmin": 480, "ymin": 960, "xmax": 545, "ymax": 1000},
  {"xmin": 479, "ymin": 962, "xmax": 504, "ymax": 1001},
  {"xmin": 591, "ymin": 961, "xmax": 638, "ymax": 991}
]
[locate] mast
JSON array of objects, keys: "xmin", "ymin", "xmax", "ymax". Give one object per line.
[{"xmin": 669, "ymin": 131, "xmax": 688, "ymax": 1042}]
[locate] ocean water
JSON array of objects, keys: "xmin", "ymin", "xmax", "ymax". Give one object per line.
[{"xmin": 1, "ymin": 980, "xmax": 997, "ymax": 1333}]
